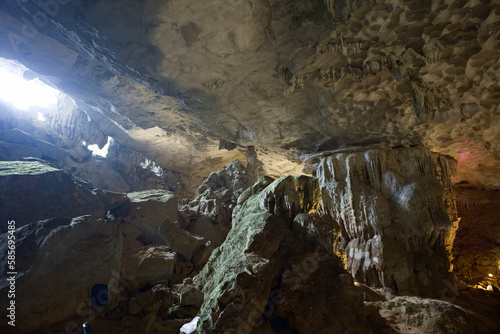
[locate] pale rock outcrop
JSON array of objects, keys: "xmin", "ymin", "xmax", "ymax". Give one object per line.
[
  {"xmin": 179, "ymin": 160, "xmax": 258, "ymax": 267},
  {"xmin": 316, "ymin": 147, "xmax": 458, "ymax": 297}
]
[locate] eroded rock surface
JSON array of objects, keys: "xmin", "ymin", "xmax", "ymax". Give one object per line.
[
  {"xmin": 179, "ymin": 160, "xmax": 259, "ymax": 268},
  {"xmin": 0, "ymin": 155, "xmax": 499, "ymax": 334},
  {"xmin": 0, "ymin": 216, "xmax": 123, "ymax": 332},
  {"xmin": 1, "ymin": 0, "xmax": 499, "ymax": 188},
  {"xmin": 317, "ymin": 147, "xmax": 458, "ymax": 297},
  {"xmin": 196, "ymin": 175, "xmax": 369, "ymax": 333}
]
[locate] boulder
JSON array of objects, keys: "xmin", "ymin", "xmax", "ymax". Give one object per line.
[
  {"xmin": 121, "ymin": 245, "xmax": 176, "ymax": 289},
  {"xmin": 366, "ymin": 295, "xmax": 494, "ymax": 334},
  {"xmin": 159, "ymin": 220, "xmax": 205, "ymax": 261},
  {"xmin": 179, "ymin": 285, "xmax": 204, "ymax": 308}
]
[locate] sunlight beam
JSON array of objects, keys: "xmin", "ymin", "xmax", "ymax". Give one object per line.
[{"xmin": 0, "ymin": 57, "xmax": 59, "ymax": 110}]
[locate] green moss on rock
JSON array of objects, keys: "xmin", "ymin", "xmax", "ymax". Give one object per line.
[
  {"xmin": 126, "ymin": 189, "xmax": 176, "ymax": 202},
  {"xmin": 0, "ymin": 161, "xmax": 59, "ymax": 176},
  {"xmin": 195, "ymin": 175, "xmax": 322, "ymax": 333}
]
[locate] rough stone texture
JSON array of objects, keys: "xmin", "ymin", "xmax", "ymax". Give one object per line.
[
  {"xmin": 2, "ymin": 0, "xmax": 499, "ymax": 190},
  {"xmin": 316, "ymin": 147, "xmax": 458, "ymax": 297},
  {"xmin": 0, "ymin": 160, "xmax": 127, "ymax": 232},
  {"xmin": 0, "ymin": 216, "xmax": 123, "ymax": 333},
  {"xmin": 196, "ymin": 175, "xmax": 369, "ymax": 334},
  {"xmin": 1, "ymin": 96, "xmax": 191, "ymax": 195},
  {"xmin": 159, "ymin": 219, "xmax": 205, "ymax": 261},
  {"xmin": 366, "ymin": 295, "xmax": 496, "ymax": 334},
  {"xmin": 452, "ymin": 187, "xmax": 500, "ymax": 289},
  {"xmin": 0, "ymin": 169, "xmax": 197, "ymax": 334},
  {"xmin": 180, "ymin": 160, "xmax": 258, "ymax": 254},
  {"xmin": 125, "ymin": 189, "xmax": 179, "ymax": 245},
  {"xmin": 121, "ymin": 245, "xmax": 177, "ymax": 289}
]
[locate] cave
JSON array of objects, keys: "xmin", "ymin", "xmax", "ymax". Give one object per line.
[{"xmin": 0, "ymin": 1, "xmax": 499, "ymax": 333}]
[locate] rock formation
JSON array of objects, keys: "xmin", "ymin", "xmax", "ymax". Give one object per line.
[
  {"xmin": 0, "ymin": 160, "xmax": 126, "ymax": 232},
  {"xmin": 1, "ymin": 0, "xmax": 499, "ymax": 189},
  {"xmin": 0, "ymin": 0, "xmax": 499, "ymax": 333},
  {"xmin": 316, "ymin": 147, "xmax": 458, "ymax": 297},
  {"xmin": 196, "ymin": 175, "xmax": 368, "ymax": 333},
  {"xmin": 1, "ymin": 159, "xmax": 499, "ymax": 333}
]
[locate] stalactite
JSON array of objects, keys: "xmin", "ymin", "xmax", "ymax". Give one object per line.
[{"xmin": 317, "ymin": 147, "xmax": 458, "ymax": 297}]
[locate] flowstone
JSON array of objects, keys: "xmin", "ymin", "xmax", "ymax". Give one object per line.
[{"xmin": 316, "ymin": 147, "xmax": 458, "ymax": 297}]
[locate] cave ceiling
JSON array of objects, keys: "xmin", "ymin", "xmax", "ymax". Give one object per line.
[{"xmin": 0, "ymin": 0, "xmax": 499, "ymax": 188}]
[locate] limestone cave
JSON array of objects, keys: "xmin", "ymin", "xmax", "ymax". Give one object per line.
[{"xmin": 0, "ymin": 0, "xmax": 499, "ymax": 333}]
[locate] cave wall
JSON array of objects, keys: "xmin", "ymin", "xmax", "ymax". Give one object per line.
[
  {"xmin": 453, "ymin": 187, "xmax": 500, "ymax": 289},
  {"xmin": 1, "ymin": 157, "xmax": 500, "ymax": 333}
]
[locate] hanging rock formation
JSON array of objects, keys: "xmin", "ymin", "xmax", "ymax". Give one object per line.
[{"xmin": 316, "ymin": 147, "xmax": 458, "ymax": 297}]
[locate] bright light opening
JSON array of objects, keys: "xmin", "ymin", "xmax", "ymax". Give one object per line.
[
  {"xmin": 488, "ymin": 273, "xmax": 493, "ymax": 277},
  {"xmin": 88, "ymin": 137, "xmax": 111, "ymax": 158},
  {"xmin": 0, "ymin": 57, "xmax": 59, "ymax": 110},
  {"xmin": 140, "ymin": 158, "xmax": 164, "ymax": 177},
  {"xmin": 37, "ymin": 112, "xmax": 46, "ymax": 122},
  {"xmin": 88, "ymin": 137, "xmax": 113, "ymax": 158}
]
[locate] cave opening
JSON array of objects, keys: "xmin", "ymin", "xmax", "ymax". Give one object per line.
[{"xmin": 0, "ymin": 57, "xmax": 59, "ymax": 111}]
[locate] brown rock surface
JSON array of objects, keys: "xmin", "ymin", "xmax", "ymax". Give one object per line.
[
  {"xmin": 366, "ymin": 295, "xmax": 496, "ymax": 334},
  {"xmin": 0, "ymin": 0, "xmax": 499, "ymax": 327},
  {"xmin": 452, "ymin": 188, "xmax": 500, "ymax": 289},
  {"xmin": 0, "ymin": 216, "xmax": 123, "ymax": 332}
]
